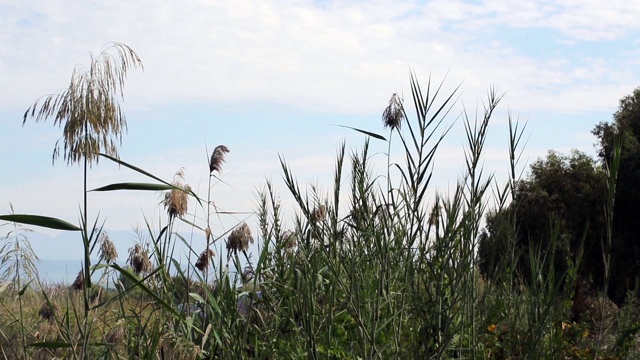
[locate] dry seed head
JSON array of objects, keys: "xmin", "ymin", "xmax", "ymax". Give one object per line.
[
  {"xmin": 209, "ymin": 145, "xmax": 230, "ymax": 174},
  {"xmin": 22, "ymin": 43, "xmax": 143, "ymax": 167},
  {"xmin": 128, "ymin": 244, "xmax": 152, "ymax": 275},
  {"xmin": 98, "ymin": 232, "xmax": 118, "ymax": 263},
  {"xmin": 71, "ymin": 270, "xmax": 84, "ymax": 291},
  {"xmin": 227, "ymin": 222, "xmax": 254, "ymax": 253},
  {"xmin": 38, "ymin": 302, "xmax": 56, "ymax": 323},
  {"xmin": 205, "ymin": 226, "xmax": 212, "ymax": 243},
  {"xmin": 382, "ymin": 93, "xmax": 404, "ymax": 131},
  {"xmin": 195, "ymin": 249, "xmax": 215, "ymax": 273},
  {"xmin": 311, "ymin": 205, "xmax": 327, "ymax": 222},
  {"xmin": 163, "ymin": 169, "xmax": 191, "ymax": 220},
  {"xmin": 282, "ymin": 230, "xmax": 297, "ymax": 251}
]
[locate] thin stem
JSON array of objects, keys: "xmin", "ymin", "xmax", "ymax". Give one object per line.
[
  {"xmin": 81, "ymin": 135, "xmax": 91, "ymax": 359},
  {"xmin": 13, "ymin": 226, "xmax": 26, "ymax": 360},
  {"xmin": 206, "ymin": 174, "xmax": 213, "ymax": 285}
]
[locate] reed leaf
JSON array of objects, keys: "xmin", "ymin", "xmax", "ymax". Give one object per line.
[
  {"xmin": 0, "ymin": 214, "xmax": 81, "ymax": 231},
  {"xmin": 90, "ymin": 182, "xmax": 174, "ymax": 191}
]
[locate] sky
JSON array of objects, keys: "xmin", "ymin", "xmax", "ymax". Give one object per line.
[{"xmin": 1, "ymin": 0, "xmax": 640, "ymax": 263}]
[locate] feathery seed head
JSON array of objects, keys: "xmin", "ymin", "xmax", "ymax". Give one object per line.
[
  {"xmin": 38, "ymin": 302, "xmax": 56, "ymax": 323},
  {"xmin": 195, "ymin": 249, "xmax": 215, "ymax": 273},
  {"xmin": 71, "ymin": 271, "xmax": 84, "ymax": 291},
  {"xmin": 205, "ymin": 226, "xmax": 212, "ymax": 243},
  {"xmin": 282, "ymin": 230, "xmax": 297, "ymax": 252},
  {"xmin": 382, "ymin": 93, "xmax": 404, "ymax": 131},
  {"xmin": 163, "ymin": 169, "xmax": 191, "ymax": 220},
  {"xmin": 98, "ymin": 232, "xmax": 118, "ymax": 263},
  {"xmin": 22, "ymin": 43, "xmax": 143, "ymax": 167},
  {"xmin": 311, "ymin": 205, "xmax": 327, "ymax": 222},
  {"xmin": 227, "ymin": 222, "xmax": 254, "ymax": 253},
  {"xmin": 209, "ymin": 145, "xmax": 230, "ymax": 174},
  {"xmin": 128, "ymin": 244, "xmax": 152, "ymax": 275}
]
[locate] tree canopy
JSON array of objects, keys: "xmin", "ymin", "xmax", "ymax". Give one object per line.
[
  {"xmin": 480, "ymin": 86, "xmax": 640, "ymax": 304},
  {"xmin": 593, "ymin": 87, "xmax": 640, "ymax": 302},
  {"xmin": 478, "ymin": 150, "xmax": 607, "ymax": 291}
]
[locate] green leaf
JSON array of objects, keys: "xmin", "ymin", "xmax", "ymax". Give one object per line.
[
  {"xmin": 18, "ymin": 280, "xmax": 33, "ymax": 296},
  {"xmin": 0, "ymin": 214, "xmax": 81, "ymax": 231},
  {"xmin": 99, "ymin": 153, "xmax": 174, "ymax": 187},
  {"xmin": 99, "ymin": 153, "xmax": 206, "ymax": 207},
  {"xmin": 185, "ymin": 316, "xmax": 194, "ymax": 328},
  {"xmin": 90, "ymin": 182, "xmax": 174, "ymax": 192},
  {"xmin": 91, "ymin": 263, "xmax": 110, "ymax": 271},
  {"xmin": 189, "ymin": 292, "xmax": 205, "ymax": 303},
  {"xmin": 335, "ymin": 125, "xmax": 387, "ymax": 141},
  {"xmin": 29, "ymin": 341, "xmax": 73, "ymax": 349}
]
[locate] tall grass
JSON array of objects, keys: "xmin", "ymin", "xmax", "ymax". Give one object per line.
[{"xmin": 1, "ymin": 73, "xmax": 638, "ymax": 359}]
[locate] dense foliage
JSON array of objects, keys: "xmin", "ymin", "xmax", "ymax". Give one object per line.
[
  {"xmin": 479, "ymin": 87, "xmax": 640, "ymax": 306},
  {"xmin": 593, "ymin": 87, "xmax": 640, "ymax": 302},
  {"xmin": 478, "ymin": 151, "xmax": 607, "ymax": 293}
]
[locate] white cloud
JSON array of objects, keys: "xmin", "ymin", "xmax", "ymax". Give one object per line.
[
  {"xmin": 470, "ymin": 0, "xmax": 640, "ymax": 41},
  {"xmin": 2, "ymin": 0, "xmax": 638, "ymax": 117}
]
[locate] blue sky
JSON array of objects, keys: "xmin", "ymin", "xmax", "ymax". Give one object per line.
[{"xmin": 2, "ymin": 0, "xmax": 640, "ymax": 262}]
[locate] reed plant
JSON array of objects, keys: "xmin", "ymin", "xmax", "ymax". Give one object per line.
[
  {"xmin": 251, "ymin": 75, "xmax": 518, "ymax": 359},
  {"xmin": 2, "ymin": 67, "xmax": 640, "ymax": 359},
  {"xmin": 5, "ymin": 42, "xmax": 142, "ymax": 359}
]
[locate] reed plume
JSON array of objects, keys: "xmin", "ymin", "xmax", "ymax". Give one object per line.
[
  {"xmin": 163, "ymin": 168, "xmax": 191, "ymax": 220},
  {"xmin": 227, "ymin": 222, "xmax": 254, "ymax": 253},
  {"xmin": 282, "ymin": 230, "xmax": 297, "ymax": 253},
  {"xmin": 128, "ymin": 244, "xmax": 152, "ymax": 275},
  {"xmin": 311, "ymin": 204, "xmax": 327, "ymax": 222},
  {"xmin": 98, "ymin": 232, "xmax": 118, "ymax": 264},
  {"xmin": 382, "ymin": 93, "xmax": 404, "ymax": 131},
  {"xmin": 195, "ymin": 249, "xmax": 215, "ymax": 273},
  {"xmin": 71, "ymin": 270, "xmax": 84, "ymax": 291},
  {"xmin": 209, "ymin": 145, "xmax": 230, "ymax": 174},
  {"xmin": 38, "ymin": 302, "xmax": 56, "ymax": 323}
]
